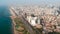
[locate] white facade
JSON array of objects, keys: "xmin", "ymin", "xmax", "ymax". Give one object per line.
[{"xmin": 26, "ymin": 15, "xmax": 41, "ymax": 26}]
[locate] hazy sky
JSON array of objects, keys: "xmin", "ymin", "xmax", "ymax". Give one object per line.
[{"xmin": 0, "ymin": 0, "xmax": 60, "ymax": 5}]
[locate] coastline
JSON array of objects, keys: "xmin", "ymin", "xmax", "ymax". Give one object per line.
[
  {"xmin": 10, "ymin": 16, "xmax": 16, "ymax": 34},
  {"xmin": 9, "ymin": 8, "xmax": 17, "ymax": 34}
]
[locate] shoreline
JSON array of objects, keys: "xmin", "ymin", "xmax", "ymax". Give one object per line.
[
  {"xmin": 10, "ymin": 16, "xmax": 16, "ymax": 34},
  {"xmin": 9, "ymin": 8, "xmax": 17, "ymax": 34}
]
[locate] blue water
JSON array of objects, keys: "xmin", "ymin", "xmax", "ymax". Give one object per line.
[{"xmin": 0, "ymin": 6, "xmax": 12, "ymax": 34}]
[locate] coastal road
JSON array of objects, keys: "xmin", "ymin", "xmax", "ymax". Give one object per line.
[{"xmin": 10, "ymin": 7, "xmax": 41, "ymax": 34}]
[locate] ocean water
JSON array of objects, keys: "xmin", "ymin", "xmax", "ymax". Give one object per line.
[{"xmin": 0, "ymin": 6, "xmax": 12, "ymax": 34}]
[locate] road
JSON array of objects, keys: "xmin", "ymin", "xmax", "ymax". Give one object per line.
[{"xmin": 10, "ymin": 7, "xmax": 41, "ymax": 34}]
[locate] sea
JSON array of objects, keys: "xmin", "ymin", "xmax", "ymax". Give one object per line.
[{"xmin": 0, "ymin": 6, "xmax": 12, "ymax": 34}]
